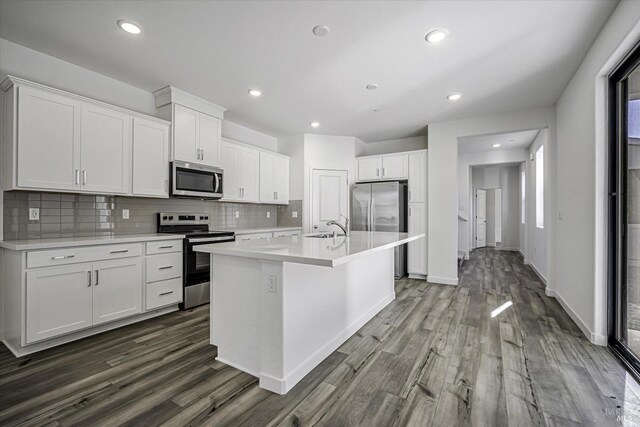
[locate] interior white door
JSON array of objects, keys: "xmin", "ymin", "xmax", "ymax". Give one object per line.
[
  {"xmin": 198, "ymin": 113, "xmax": 222, "ymax": 166},
  {"xmin": 173, "ymin": 104, "xmax": 199, "ymax": 162},
  {"xmin": 132, "ymin": 117, "xmax": 169, "ymax": 197},
  {"xmin": 80, "ymin": 103, "xmax": 131, "ymax": 194},
  {"xmin": 92, "ymin": 258, "xmax": 142, "ymax": 325},
  {"xmin": 476, "ymin": 189, "xmax": 487, "ymax": 248},
  {"xmin": 494, "ymin": 188, "xmax": 502, "ymax": 244},
  {"xmin": 311, "ymin": 169, "xmax": 348, "ymax": 232},
  {"xmin": 17, "ymin": 85, "xmax": 81, "ymax": 191},
  {"xmin": 25, "ymin": 263, "xmax": 93, "ymax": 343},
  {"xmin": 357, "ymin": 157, "xmax": 382, "ymax": 181}
]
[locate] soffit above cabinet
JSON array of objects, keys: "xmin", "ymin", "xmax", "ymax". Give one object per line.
[{"xmin": 153, "ymin": 85, "xmax": 227, "ymax": 119}]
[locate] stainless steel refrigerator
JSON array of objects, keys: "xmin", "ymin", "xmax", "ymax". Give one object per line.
[{"xmin": 351, "ymin": 181, "xmax": 407, "ymax": 278}]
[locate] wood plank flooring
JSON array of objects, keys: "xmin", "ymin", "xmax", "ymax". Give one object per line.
[{"xmin": 2, "ymin": 248, "xmax": 640, "ymax": 426}]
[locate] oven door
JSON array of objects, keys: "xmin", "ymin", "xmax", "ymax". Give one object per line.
[
  {"xmin": 171, "ymin": 161, "xmax": 223, "ymax": 199},
  {"xmin": 184, "ymin": 235, "xmax": 235, "ymax": 284}
]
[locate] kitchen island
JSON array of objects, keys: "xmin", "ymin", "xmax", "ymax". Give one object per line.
[{"xmin": 195, "ymin": 230, "xmax": 425, "ymax": 394}]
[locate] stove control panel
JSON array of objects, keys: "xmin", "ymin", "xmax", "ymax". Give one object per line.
[{"xmin": 158, "ymin": 212, "xmax": 209, "ymax": 226}]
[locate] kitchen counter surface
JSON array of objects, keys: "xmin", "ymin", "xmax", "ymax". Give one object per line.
[
  {"xmin": 195, "ymin": 230, "xmax": 424, "ymax": 267},
  {"xmin": 212, "ymin": 226, "xmax": 303, "ymax": 235},
  {"xmin": 0, "ymin": 233, "xmax": 185, "ymax": 251}
]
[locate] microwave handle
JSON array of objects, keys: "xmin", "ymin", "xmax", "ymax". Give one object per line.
[{"xmin": 215, "ymin": 173, "xmax": 221, "ymax": 194}]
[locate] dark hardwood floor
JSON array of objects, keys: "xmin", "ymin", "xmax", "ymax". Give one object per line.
[{"xmin": 2, "ymin": 248, "xmax": 639, "ymax": 426}]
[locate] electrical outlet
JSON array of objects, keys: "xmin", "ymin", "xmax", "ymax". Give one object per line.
[
  {"xmin": 267, "ymin": 273, "xmax": 277, "ymax": 293},
  {"xmin": 267, "ymin": 211, "xmax": 271, "ymax": 219},
  {"xmin": 235, "ymin": 211, "xmax": 240, "ymax": 219},
  {"xmin": 122, "ymin": 209, "xmax": 129, "ymax": 219},
  {"xmin": 292, "ymin": 211, "xmax": 298, "ymax": 218},
  {"xmin": 28, "ymin": 208, "xmax": 39, "ymax": 221}
]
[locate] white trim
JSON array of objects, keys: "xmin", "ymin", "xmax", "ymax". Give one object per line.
[
  {"xmin": 547, "ymin": 288, "xmax": 606, "ymax": 346},
  {"xmin": 2, "ymin": 305, "xmax": 178, "ymax": 357},
  {"xmin": 408, "ymin": 273, "xmax": 427, "ymax": 281},
  {"xmin": 258, "ymin": 292, "xmax": 395, "ymax": 395},
  {"xmin": 428, "ymin": 275, "xmax": 459, "ymax": 286},
  {"xmin": 527, "ymin": 261, "xmax": 547, "ymax": 285},
  {"xmin": 153, "ymin": 85, "xmax": 226, "ymax": 119}
]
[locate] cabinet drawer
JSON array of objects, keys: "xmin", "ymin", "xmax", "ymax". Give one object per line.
[
  {"xmin": 146, "ymin": 278, "xmax": 182, "ymax": 310},
  {"xmin": 146, "ymin": 252, "xmax": 182, "ymax": 283},
  {"xmin": 146, "ymin": 240, "xmax": 182, "ymax": 255},
  {"xmin": 27, "ymin": 243, "xmax": 142, "ymax": 269}
]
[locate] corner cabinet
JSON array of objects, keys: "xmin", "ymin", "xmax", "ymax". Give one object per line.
[
  {"xmin": 356, "ymin": 153, "xmax": 408, "ymax": 182},
  {"xmin": 259, "ymin": 152, "xmax": 289, "ymax": 204},
  {"xmin": 1, "ymin": 76, "xmax": 171, "ymax": 198}
]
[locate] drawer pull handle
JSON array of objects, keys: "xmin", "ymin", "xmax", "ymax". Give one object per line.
[
  {"xmin": 52, "ymin": 255, "xmax": 75, "ymax": 260},
  {"xmin": 158, "ymin": 245, "xmax": 173, "ymax": 249},
  {"xmin": 159, "ymin": 265, "xmax": 173, "ymax": 270},
  {"xmin": 159, "ymin": 291, "xmax": 174, "ymax": 296},
  {"xmin": 110, "ymin": 249, "xmax": 129, "ymax": 254}
]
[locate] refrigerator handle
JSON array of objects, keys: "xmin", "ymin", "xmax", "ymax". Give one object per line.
[{"xmin": 371, "ymin": 198, "xmax": 375, "ymax": 231}]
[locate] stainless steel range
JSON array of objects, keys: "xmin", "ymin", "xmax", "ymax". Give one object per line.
[{"xmin": 157, "ymin": 212, "xmax": 234, "ymax": 309}]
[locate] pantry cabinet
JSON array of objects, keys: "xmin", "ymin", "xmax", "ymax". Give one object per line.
[
  {"xmin": 259, "ymin": 152, "xmax": 289, "ymax": 204},
  {"xmin": 408, "ymin": 151, "xmax": 427, "ymax": 203},
  {"xmin": 408, "ymin": 202, "xmax": 428, "ymax": 275}
]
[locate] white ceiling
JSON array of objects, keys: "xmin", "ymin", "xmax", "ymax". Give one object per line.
[
  {"xmin": 458, "ymin": 129, "xmax": 540, "ymax": 154},
  {"xmin": 0, "ymin": 0, "xmax": 617, "ymax": 142}
]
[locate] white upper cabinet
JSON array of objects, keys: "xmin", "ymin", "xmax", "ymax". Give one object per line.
[
  {"xmin": 357, "ymin": 157, "xmax": 383, "ymax": 181},
  {"xmin": 260, "ymin": 152, "xmax": 289, "ymax": 204},
  {"xmin": 198, "ymin": 112, "xmax": 222, "ymax": 166},
  {"xmin": 408, "ymin": 151, "xmax": 427, "ymax": 203},
  {"xmin": 356, "ymin": 154, "xmax": 408, "ymax": 181},
  {"xmin": 80, "ymin": 103, "xmax": 131, "ymax": 194},
  {"xmin": 2, "ymin": 77, "xmax": 171, "ymax": 198},
  {"xmin": 221, "ymin": 139, "xmax": 259, "ymax": 202},
  {"xmin": 16, "ymin": 85, "xmax": 81, "ymax": 191},
  {"xmin": 132, "ymin": 117, "xmax": 170, "ymax": 197},
  {"xmin": 173, "ymin": 104, "xmax": 199, "ymax": 163},
  {"xmin": 221, "ymin": 141, "xmax": 241, "ymax": 200}
]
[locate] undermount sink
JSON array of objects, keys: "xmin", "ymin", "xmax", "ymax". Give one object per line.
[{"xmin": 304, "ymin": 233, "xmax": 346, "ymax": 238}]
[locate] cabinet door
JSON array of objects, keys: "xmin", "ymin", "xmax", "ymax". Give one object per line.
[
  {"xmin": 357, "ymin": 157, "xmax": 382, "ymax": 181},
  {"xmin": 408, "ymin": 151, "xmax": 427, "ymax": 203},
  {"xmin": 198, "ymin": 113, "xmax": 222, "ymax": 167},
  {"xmin": 221, "ymin": 141, "xmax": 241, "ymax": 200},
  {"xmin": 259, "ymin": 152, "xmax": 276, "ymax": 203},
  {"xmin": 132, "ymin": 117, "xmax": 169, "ymax": 197},
  {"xmin": 80, "ymin": 103, "xmax": 131, "ymax": 194},
  {"xmin": 173, "ymin": 104, "xmax": 199, "ymax": 162},
  {"xmin": 92, "ymin": 258, "xmax": 142, "ymax": 325},
  {"xmin": 17, "ymin": 85, "xmax": 81, "ymax": 191},
  {"xmin": 238, "ymin": 147, "xmax": 260, "ymax": 202},
  {"xmin": 25, "ymin": 263, "xmax": 93, "ymax": 343},
  {"xmin": 274, "ymin": 155, "xmax": 289, "ymax": 204},
  {"xmin": 381, "ymin": 154, "xmax": 408, "ymax": 179},
  {"xmin": 408, "ymin": 203, "xmax": 427, "ymax": 275}
]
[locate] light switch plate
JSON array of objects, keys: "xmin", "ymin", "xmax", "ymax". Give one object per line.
[
  {"xmin": 122, "ymin": 209, "xmax": 129, "ymax": 219},
  {"xmin": 267, "ymin": 211, "xmax": 271, "ymax": 218},
  {"xmin": 292, "ymin": 211, "xmax": 298, "ymax": 218},
  {"xmin": 235, "ymin": 211, "xmax": 240, "ymax": 219},
  {"xmin": 267, "ymin": 274, "xmax": 277, "ymax": 293},
  {"xmin": 28, "ymin": 208, "xmax": 39, "ymax": 221}
]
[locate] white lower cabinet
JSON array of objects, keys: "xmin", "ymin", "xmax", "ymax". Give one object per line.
[
  {"xmin": 144, "ymin": 240, "xmax": 183, "ymax": 311},
  {"xmin": 408, "ymin": 203, "xmax": 427, "ymax": 276},
  {"xmin": 25, "ymin": 263, "xmax": 93, "ymax": 343},
  {"xmin": 92, "ymin": 258, "xmax": 142, "ymax": 325}
]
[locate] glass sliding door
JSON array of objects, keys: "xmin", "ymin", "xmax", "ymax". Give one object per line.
[{"xmin": 609, "ymin": 42, "xmax": 640, "ymax": 377}]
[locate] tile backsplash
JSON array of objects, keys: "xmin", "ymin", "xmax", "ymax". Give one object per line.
[
  {"xmin": 3, "ymin": 191, "xmax": 303, "ymax": 240},
  {"xmin": 277, "ymin": 200, "xmax": 303, "ymax": 228}
]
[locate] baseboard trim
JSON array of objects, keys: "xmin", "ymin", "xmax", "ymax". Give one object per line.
[
  {"xmin": 546, "ymin": 288, "xmax": 606, "ymax": 346},
  {"xmin": 258, "ymin": 292, "xmax": 396, "ymax": 395},
  {"xmin": 525, "ymin": 260, "xmax": 547, "ymax": 285},
  {"xmin": 2, "ymin": 305, "xmax": 179, "ymax": 357},
  {"xmin": 428, "ymin": 275, "xmax": 459, "ymax": 286},
  {"xmin": 408, "ymin": 273, "xmax": 427, "ymax": 281}
]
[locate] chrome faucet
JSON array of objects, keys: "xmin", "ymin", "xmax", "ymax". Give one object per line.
[{"xmin": 326, "ymin": 215, "xmax": 349, "ymax": 236}]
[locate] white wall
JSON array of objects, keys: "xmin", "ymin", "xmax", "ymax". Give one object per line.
[
  {"xmin": 555, "ymin": 0, "xmax": 640, "ymax": 344},
  {"xmin": 222, "ymin": 120, "xmax": 277, "ymax": 152},
  {"xmin": 458, "ymin": 148, "xmax": 529, "ymax": 258},
  {"xmin": 526, "ymin": 130, "xmax": 547, "ymax": 280},
  {"xmin": 356, "ymin": 135, "xmax": 428, "ymax": 156},
  {"xmin": 277, "ymin": 134, "xmax": 305, "ymax": 200}
]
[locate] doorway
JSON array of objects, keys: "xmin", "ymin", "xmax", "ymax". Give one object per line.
[
  {"xmin": 310, "ymin": 169, "xmax": 348, "ymax": 233},
  {"xmin": 475, "ymin": 188, "xmax": 502, "ymax": 248},
  {"xmin": 608, "ymin": 42, "xmax": 640, "ymax": 378}
]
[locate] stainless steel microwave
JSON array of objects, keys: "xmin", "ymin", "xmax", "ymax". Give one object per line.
[{"xmin": 170, "ymin": 161, "xmax": 223, "ymax": 199}]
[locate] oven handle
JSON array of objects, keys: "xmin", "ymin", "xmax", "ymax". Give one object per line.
[{"xmin": 188, "ymin": 236, "xmax": 235, "ymax": 243}]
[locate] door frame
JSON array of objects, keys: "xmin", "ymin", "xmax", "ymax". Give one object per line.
[{"xmin": 607, "ymin": 40, "xmax": 640, "ymax": 381}]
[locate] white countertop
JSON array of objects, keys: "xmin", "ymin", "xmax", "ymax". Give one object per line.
[
  {"xmin": 195, "ymin": 231, "xmax": 425, "ymax": 267},
  {"xmin": 212, "ymin": 226, "xmax": 303, "ymax": 235},
  {"xmin": 0, "ymin": 233, "xmax": 185, "ymax": 251}
]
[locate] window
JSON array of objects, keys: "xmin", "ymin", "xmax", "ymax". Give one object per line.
[
  {"xmin": 521, "ymin": 168, "xmax": 526, "ymax": 224},
  {"xmin": 535, "ymin": 146, "xmax": 544, "ymax": 229}
]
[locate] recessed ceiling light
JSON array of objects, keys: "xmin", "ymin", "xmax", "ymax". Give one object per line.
[
  {"xmin": 492, "ymin": 143, "xmax": 501, "ymax": 148},
  {"xmin": 248, "ymin": 89, "xmax": 262, "ymax": 97},
  {"xmin": 447, "ymin": 93, "xmax": 462, "ymax": 101},
  {"xmin": 117, "ymin": 20, "xmax": 142, "ymax": 35},
  {"xmin": 425, "ymin": 29, "xmax": 448, "ymax": 44},
  {"xmin": 365, "ymin": 83, "xmax": 379, "ymax": 90},
  {"xmin": 312, "ymin": 25, "xmax": 330, "ymax": 37},
  {"xmin": 310, "ymin": 121, "xmax": 320, "ymax": 128}
]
